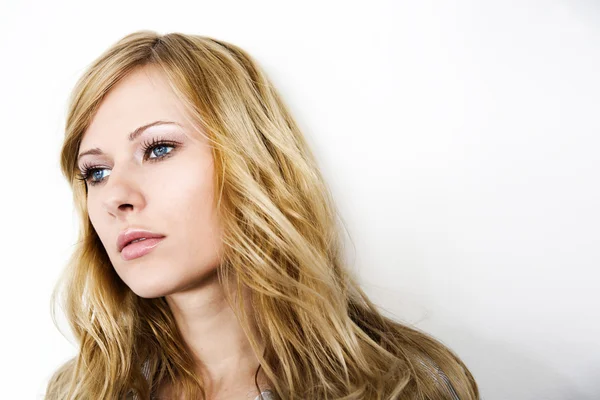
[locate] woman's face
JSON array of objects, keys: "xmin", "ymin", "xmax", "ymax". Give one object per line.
[{"xmin": 77, "ymin": 65, "xmax": 223, "ymax": 298}]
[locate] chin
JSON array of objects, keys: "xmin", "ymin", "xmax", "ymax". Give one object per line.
[
  {"xmin": 121, "ymin": 274, "xmax": 180, "ymax": 299},
  {"xmin": 126, "ymin": 285, "xmax": 168, "ymax": 299}
]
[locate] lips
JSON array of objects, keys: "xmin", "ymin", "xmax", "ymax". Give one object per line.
[
  {"xmin": 120, "ymin": 237, "xmax": 165, "ymax": 261},
  {"xmin": 117, "ymin": 229, "xmax": 165, "ymax": 253}
]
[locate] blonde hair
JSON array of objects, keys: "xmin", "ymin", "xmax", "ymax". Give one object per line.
[{"xmin": 46, "ymin": 30, "xmax": 479, "ymax": 399}]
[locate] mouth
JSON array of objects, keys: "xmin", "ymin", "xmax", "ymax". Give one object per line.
[
  {"xmin": 117, "ymin": 229, "xmax": 166, "ymax": 253},
  {"xmin": 120, "ymin": 236, "xmax": 165, "ymax": 261}
]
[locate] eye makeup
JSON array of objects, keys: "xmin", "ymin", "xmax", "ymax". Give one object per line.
[{"xmin": 76, "ymin": 135, "xmax": 181, "ymax": 186}]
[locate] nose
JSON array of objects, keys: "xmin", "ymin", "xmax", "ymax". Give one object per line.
[{"xmin": 101, "ymin": 165, "xmax": 146, "ymax": 219}]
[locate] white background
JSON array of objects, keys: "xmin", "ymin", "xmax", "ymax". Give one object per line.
[{"xmin": 0, "ymin": 1, "xmax": 598, "ymax": 399}]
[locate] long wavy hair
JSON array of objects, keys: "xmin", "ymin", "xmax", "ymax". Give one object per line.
[{"xmin": 46, "ymin": 30, "xmax": 479, "ymax": 399}]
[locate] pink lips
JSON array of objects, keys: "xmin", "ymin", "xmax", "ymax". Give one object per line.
[
  {"xmin": 117, "ymin": 229, "xmax": 166, "ymax": 261},
  {"xmin": 120, "ymin": 237, "xmax": 165, "ymax": 261}
]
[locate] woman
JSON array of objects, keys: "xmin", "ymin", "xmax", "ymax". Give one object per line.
[{"xmin": 46, "ymin": 30, "xmax": 479, "ymax": 399}]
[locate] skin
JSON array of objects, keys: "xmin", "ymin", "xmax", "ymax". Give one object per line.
[{"xmin": 77, "ymin": 65, "xmax": 270, "ymax": 399}]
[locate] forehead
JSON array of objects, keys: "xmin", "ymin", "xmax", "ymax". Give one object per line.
[{"xmin": 81, "ymin": 65, "xmax": 189, "ymax": 147}]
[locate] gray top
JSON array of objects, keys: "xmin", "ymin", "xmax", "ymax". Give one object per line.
[
  {"xmin": 136, "ymin": 356, "xmax": 459, "ymax": 400},
  {"xmin": 253, "ymin": 389, "xmax": 277, "ymax": 400}
]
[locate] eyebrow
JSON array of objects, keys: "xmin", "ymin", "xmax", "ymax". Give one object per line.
[{"xmin": 77, "ymin": 120, "xmax": 180, "ymax": 164}]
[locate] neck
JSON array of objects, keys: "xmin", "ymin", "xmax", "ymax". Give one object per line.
[{"xmin": 162, "ymin": 274, "xmax": 270, "ymax": 395}]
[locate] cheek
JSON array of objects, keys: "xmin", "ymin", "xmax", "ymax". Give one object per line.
[
  {"xmin": 86, "ymin": 201, "xmax": 101, "ymax": 233},
  {"xmin": 165, "ymin": 170, "xmax": 221, "ymax": 261},
  {"xmin": 86, "ymin": 202, "xmax": 113, "ymax": 252},
  {"xmin": 163, "ymin": 175, "xmax": 217, "ymax": 233},
  {"xmin": 159, "ymin": 158, "xmax": 215, "ymax": 216}
]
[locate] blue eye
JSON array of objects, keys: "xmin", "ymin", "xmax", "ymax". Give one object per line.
[
  {"xmin": 76, "ymin": 164, "xmax": 111, "ymax": 186},
  {"xmin": 76, "ymin": 138, "xmax": 178, "ymax": 187},
  {"xmin": 149, "ymin": 144, "xmax": 172, "ymax": 159},
  {"xmin": 91, "ymin": 168, "xmax": 110, "ymax": 182}
]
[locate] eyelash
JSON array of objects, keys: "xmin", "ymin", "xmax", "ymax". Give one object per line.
[{"xmin": 76, "ymin": 137, "xmax": 179, "ymax": 186}]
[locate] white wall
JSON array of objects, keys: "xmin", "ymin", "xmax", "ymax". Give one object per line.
[{"xmin": 0, "ymin": 1, "xmax": 597, "ymax": 399}]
